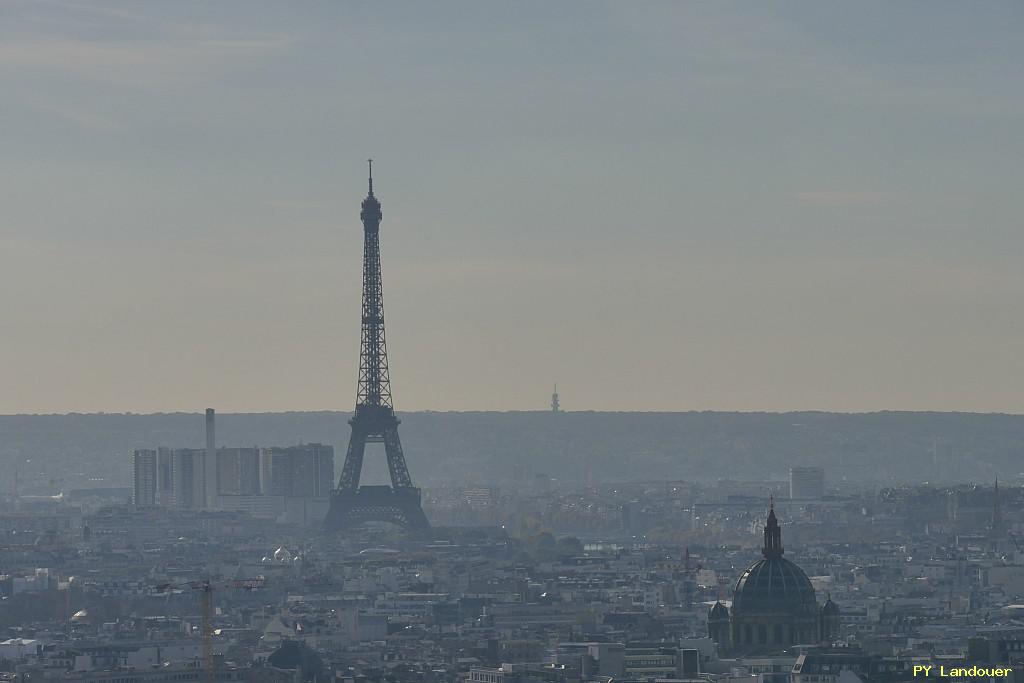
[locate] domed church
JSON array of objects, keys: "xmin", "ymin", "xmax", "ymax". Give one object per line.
[{"xmin": 708, "ymin": 503, "xmax": 840, "ymax": 656}]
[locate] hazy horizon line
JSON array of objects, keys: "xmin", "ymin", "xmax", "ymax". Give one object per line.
[{"xmin": 4, "ymin": 408, "xmax": 1024, "ymax": 418}]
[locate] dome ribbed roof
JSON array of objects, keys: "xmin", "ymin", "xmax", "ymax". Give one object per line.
[{"xmin": 733, "ymin": 556, "xmax": 817, "ymax": 616}]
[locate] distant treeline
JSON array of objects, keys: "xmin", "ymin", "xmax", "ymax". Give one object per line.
[{"xmin": 1, "ymin": 411, "xmax": 1022, "ymax": 492}]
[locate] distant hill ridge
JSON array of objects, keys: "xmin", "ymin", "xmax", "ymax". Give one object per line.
[{"xmin": 1, "ymin": 411, "xmax": 1022, "ymax": 490}]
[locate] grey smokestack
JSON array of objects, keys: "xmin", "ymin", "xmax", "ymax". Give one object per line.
[{"xmin": 205, "ymin": 408, "xmax": 216, "ymax": 509}]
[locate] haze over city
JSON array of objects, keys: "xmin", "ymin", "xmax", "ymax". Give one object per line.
[
  {"xmin": 3, "ymin": 1, "xmax": 1023, "ymax": 414},
  {"xmin": 8, "ymin": 4, "xmax": 1024, "ymax": 683}
]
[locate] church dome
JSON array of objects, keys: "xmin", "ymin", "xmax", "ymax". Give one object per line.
[
  {"xmin": 711, "ymin": 503, "xmax": 825, "ymax": 656},
  {"xmin": 732, "ymin": 504, "xmax": 817, "ymax": 618},
  {"xmin": 732, "ymin": 556, "xmax": 817, "ymax": 617},
  {"xmin": 821, "ymin": 594, "xmax": 840, "ymax": 615},
  {"xmin": 709, "ymin": 600, "xmax": 730, "ymax": 620}
]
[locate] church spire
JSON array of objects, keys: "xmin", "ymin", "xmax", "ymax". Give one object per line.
[{"xmin": 763, "ymin": 496, "xmax": 784, "ymax": 559}]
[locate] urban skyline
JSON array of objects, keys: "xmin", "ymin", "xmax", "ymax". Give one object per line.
[{"xmin": 4, "ymin": 4, "xmax": 1024, "ymax": 681}]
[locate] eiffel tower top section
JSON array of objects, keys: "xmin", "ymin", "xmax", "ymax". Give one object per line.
[
  {"xmin": 361, "ymin": 158, "xmax": 382, "ymax": 230},
  {"xmin": 356, "ymin": 159, "xmax": 392, "ymax": 410}
]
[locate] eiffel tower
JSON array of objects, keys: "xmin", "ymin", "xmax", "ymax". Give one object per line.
[{"xmin": 324, "ymin": 161, "xmax": 431, "ymax": 534}]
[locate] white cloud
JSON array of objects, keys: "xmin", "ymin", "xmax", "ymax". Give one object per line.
[{"xmin": 0, "ymin": 35, "xmax": 296, "ymax": 86}]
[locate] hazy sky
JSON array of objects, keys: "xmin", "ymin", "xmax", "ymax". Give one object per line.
[{"xmin": 2, "ymin": 1, "xmax": 1023, "ymax": 414}]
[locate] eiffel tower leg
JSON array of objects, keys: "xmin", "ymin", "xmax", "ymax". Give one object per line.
[
  {"xmin": 337, "ymin": 423, "xmax": 367, "ymax": 491},
  {"xmin": 383, "ymin": 422, "xmax": 413, "ymax": 489},
  {"xmin": 398, "ymin": 490, "xmax": 431, "ymax": 532},
  {"xmin": 324, "ymin": 491, "xmax": 357, "ymax": 531}
]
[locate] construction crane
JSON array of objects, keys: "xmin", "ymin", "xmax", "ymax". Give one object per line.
[
  {"xmin": 153, "ymin": 577, "xmax": 264, "ymax": 683},
  {"xmin": 198, "ymin": 581, "xmax": 213, "ymax": 682}
]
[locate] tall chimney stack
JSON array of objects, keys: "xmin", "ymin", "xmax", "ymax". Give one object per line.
[{"xmin": 205, "ymin": 408, "xmax": 217, "ymax": 510}]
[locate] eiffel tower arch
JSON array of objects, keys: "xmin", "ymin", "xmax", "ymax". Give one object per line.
[{"xmin": 324, "ymin": 161, "xmax": 431, "ymax": 535}]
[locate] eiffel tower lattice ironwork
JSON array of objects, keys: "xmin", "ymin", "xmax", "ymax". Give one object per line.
[{"xmin": 324, "ymin": 161, "xmax": 431, "ymax": 534}]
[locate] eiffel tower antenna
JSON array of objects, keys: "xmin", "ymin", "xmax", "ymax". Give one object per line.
[{"xmin": 324, "ymin": 162, "xmax": 431, "ymax": 534}]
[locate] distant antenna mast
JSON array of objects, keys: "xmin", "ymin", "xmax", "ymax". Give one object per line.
[{"xmin": 551, "ymin": 384, "xmax": 560, "ymax": 413}]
